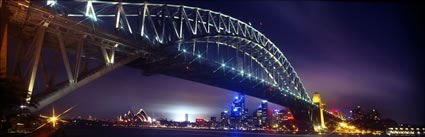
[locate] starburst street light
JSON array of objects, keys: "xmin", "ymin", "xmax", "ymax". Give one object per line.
[{"xmin": 35, "ymin": 105, "xmax": 75, "ymax": 131}]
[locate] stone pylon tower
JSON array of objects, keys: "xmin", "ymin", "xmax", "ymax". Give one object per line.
[{"xmin": 312, "ymin": 92, "xmax": 326, "ymax": 129}]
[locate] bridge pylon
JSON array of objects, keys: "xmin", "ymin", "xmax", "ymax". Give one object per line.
[{"xmin": 312, "ymin": 92, "xmax": 327, "ymax": 132}]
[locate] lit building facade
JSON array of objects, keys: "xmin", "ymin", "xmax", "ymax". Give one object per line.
[
  {"xmin": 261, "ymin": 100, "xmax": 270, "ymax": 127},
  {"xmin": 221, "ymin": 111, "xmax": 230, "ymax": 127},
  {"xmin": 229, "ymin": 94, "xmax": 248, "ymax": 129},
  {"xmin": 386, "ymin": 125, "xmax": 425, "ymax": 136},
  {"xmin": 252, "ymin": 100, "xmax": 271, "ymax": 128}
]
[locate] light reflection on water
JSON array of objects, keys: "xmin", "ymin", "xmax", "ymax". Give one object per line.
[{"xmin": 61, "ymin": 126, "xmax": 383, "ymax": 137}]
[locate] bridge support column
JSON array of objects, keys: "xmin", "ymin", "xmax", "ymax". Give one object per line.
[
  {"xmin": 291, "ymin": 106, "xmax": 314, "ymax": 133},
  {"xmin": 26, "ymin": 25, "xmax": 47, "ymax": 104},
  {"xmin": 31, "ymin": 54, "xmax": 142, "ymax": 112},
  {"xmin": 0, "ymin": 2, "xmax": 10, "ymax": 79}
]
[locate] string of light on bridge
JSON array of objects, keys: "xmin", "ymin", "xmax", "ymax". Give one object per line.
[
  {"xmin": 74, "ymin": 0, "xmax": 315, "ymax": 105},
  {"xmin": 177, "ymin": 48, "xmax": 313, "ymax": 103},
  {"xmin": 42, "ymin": 0, "xmax": 343, "ymax": 119}
]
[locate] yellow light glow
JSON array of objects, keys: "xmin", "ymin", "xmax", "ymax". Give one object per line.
[
  {"xmin": 35, "ymin": 105, "xmax": 75, "ymax": 131},
  {"xmin": 50, "ymin": 117, "xmax": 57, "ymax": 121},
  {"xmin": 312, "ymin": 93, "xmax": 321, "ymax": 103},
  {"xmin": 313, "ymin": 93, "xmax": 326, "ymax": 128},
  {"xmin": 339, "ymin": 122, "xmax": 348, "ymax": 127},
  {"xmin": 334, "ymin": 122, "xmax": 360, "ymax": 134}
]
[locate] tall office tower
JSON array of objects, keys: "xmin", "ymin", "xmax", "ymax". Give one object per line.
[
  {"xmin": 230, "ymin": 94, "xmax": 246, "ymax": 128},
  {"xmin": 260, "ymin": 100, "xmax": 269, "ymax": 127}
]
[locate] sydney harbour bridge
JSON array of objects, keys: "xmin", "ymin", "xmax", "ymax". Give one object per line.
[{"xmin": 0, "ymin": 0, "xmax": 342, "ymax": 131}]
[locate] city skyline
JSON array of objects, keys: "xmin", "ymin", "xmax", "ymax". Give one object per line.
[
  {"xmin": 32, "ymin": 1, "xmax": 424, "ymax": 125},
  {"xmin": 111, "ymin": 94, "xmax": 282, "ymax": 123}
]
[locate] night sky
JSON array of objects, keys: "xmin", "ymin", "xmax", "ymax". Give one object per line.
[{"xmin": 37, "ymin": 1, "xmax": 424, "ymax": 125}]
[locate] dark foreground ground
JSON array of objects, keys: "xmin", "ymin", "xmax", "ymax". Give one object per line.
[{"xmin": 57, "ymin": 126, "xmax": 383, "ymax": 137}]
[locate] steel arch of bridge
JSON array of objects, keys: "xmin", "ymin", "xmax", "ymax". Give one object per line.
[
  {"xmin": 0, "ymin": 0, "xmax": 333, "ymax": 111},
  {"xmin": 55, "ymin": 1, "xmax": 312, "ymax": 101},
  {"xmin": 1, "ymin": 0, "xmax": 350, "ymax": 123}
]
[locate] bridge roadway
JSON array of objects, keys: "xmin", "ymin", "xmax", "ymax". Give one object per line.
[{"xmin": 127, "ymin": 45, "xmax": 317, "ymax": 131}]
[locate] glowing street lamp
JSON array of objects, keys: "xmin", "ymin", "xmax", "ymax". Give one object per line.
[
  {"xmin": 35, "ymin": 105, "xmax": 75, "ymax": 130},
  {"xmin": 49, "ymin": 116, "xmax": 58, "ymax": 128}
]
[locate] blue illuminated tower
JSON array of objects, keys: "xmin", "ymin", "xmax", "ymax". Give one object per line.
[
  {"xmin": 231, "ymin": 95, "xmax": 245, "ymax": 117},
  {"xmin": 230, "ymin": 94, "xmax": 246, "ymax": 129}
]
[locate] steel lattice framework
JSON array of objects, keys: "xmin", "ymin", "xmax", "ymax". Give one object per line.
[
  {"xmin": 1, "ymin": 0, "xmax": 152, "ymax": 110},
  {"xmin": 62, "ymin": 1, "xmax": 312, "ymax": 100},
  {"xmin": 1, "ymin": 0, "xmax": 347, "ymax": 114}
]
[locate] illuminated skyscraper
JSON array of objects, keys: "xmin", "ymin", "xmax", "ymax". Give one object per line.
[
  {"xmin": 230, "ymin": 94, "xmax": 247, "ymax": 128},
  {"xmin": 272, "ymin": 109, "xmax": 285, "ymax": 129},
  {"xmin": 253, "ymin": 107, "xmax": 262, "ymax": 127},
  {"xmin": 260, "ymin": 100, "xmax": 269, "ymax": 127},
  {"xmin": 221, "ymin": 111, "xmax": 230, "ymax": 126},
  {"xmin": 252, "ymin": 100, "xmax": 270, "ymax": 128},
  {"xmin": 231, "ymin": 94, "xmax": 245, "ymax": 117},
  {"xmin": 352, "ymin": 105, "xmax": 364, "ymax": 121},
  {"xmin": 367, "ymin": 109, "xmax": 381, "ymax": 121}
]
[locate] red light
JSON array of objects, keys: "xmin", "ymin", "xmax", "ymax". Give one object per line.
[
  {"xmin": 268, "ymin": 88, "xmax": 272, "ymax": 92},
  {"xmin": 288, "ymin": 116, "xmax": 294, "ymax": 120}
]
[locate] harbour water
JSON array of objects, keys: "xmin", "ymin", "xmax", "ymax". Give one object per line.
[{"xmin": 59, "ymin": 126, "xmax": 383, "ymax": 137}]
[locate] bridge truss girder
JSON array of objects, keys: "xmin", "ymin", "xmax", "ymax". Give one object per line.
[
  {"xmin": 56, "ymin": 1, "xmax": 311, "ymax": 101},
  {"xmin": 1, "ymin": 0, "xmax": 346, "ymax": 126},
  {"xmin": 2, "ymin": 0, "xmax": 150, "ymax": 111}
]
